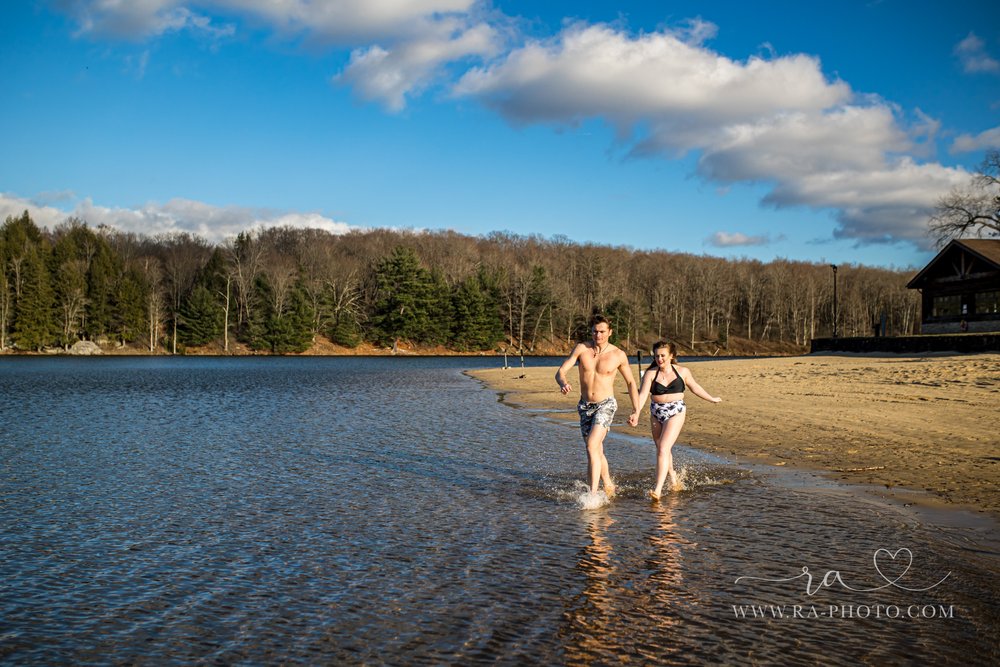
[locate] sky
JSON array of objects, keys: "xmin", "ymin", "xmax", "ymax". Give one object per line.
[{"xmin": 2, "ymin": 1, "xmax": 999, "ymax": 270}]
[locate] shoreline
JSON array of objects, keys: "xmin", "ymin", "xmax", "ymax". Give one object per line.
[{"xmin": 467, "ymin": 353, "xmax": 1000, "ymax": 521}]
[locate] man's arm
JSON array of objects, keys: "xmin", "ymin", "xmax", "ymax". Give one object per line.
[
  {"xmin": 555, "ymin": 344, "xmax": 584, "ymax": 395},
  {"xmin": 630, "ymin": 369, "xmax": 653, "ymax": 426}
]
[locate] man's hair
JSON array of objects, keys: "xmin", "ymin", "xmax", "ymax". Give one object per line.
[{"xmin": 590, "ymin": 314, "xmax": 612, "ymax": 329}]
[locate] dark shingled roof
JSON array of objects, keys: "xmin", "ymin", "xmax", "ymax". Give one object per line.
[
  {"xmin": 907, "ymin": 238, "xmax": 1000, "ymax": 289},
  {"xmin": 957, "ymin": 238, "xmax": 1000, "ymax": 265}
]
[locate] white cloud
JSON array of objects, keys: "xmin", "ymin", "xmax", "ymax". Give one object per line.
[
  {"xmin": 453, "ymin": 22, "xmax": 850, "ymax": 139},
  {"xmin": 453, "ymin": 21, "xmax": 972, "ymax": 246},
  {"xmin": 57, "ymin": 0, "xmax": 233, "ymax": 40},
  {"xmin": 950, "ymin": 125, "xmax": 1000, "ymax": 153},
  {"xmin": 58, "ymin": 0, "xmax": 491, "ymax": 111},
  {"xmin": 1, "ymin": 193, "xmax": 356, "ymax": 244},
  {"xmin": 59, "ymin": 0, "xmax": 476, "ymax": 42},
  {"xmin": 213, "ymin": 0, "xmax": 477, "ymax": 43},
  {"xmin": 696, "ymin": 106, "xmax": 911, "ymax": 184},
  {"xmin": 336, "ymin": 21, "xmax": 499, "ymax": 111},
  {"xmin": 707, "ymin": 231, "xmax": 770, "ymax": 247},
  {"xmin": 954, "ymin": 32, "xmax": 1000, "ymax": 74},
  {"xmin": 0, "ymin": 193, "xmax": 72, "ymax": 229}
]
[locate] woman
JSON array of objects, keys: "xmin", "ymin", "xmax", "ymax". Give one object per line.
[{"xmin": 630, "ymin": 341, "xmax": 722, "ymax": 500}]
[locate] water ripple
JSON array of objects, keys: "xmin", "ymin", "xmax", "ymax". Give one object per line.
[{"xmin": 1, "ymin": 357, "xmax": 997, "ymax": 665}]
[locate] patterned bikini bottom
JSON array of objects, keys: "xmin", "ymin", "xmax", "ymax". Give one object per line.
[{"xmin": 650, "ymin": 399, "xmax": 686, "ymax": 424}]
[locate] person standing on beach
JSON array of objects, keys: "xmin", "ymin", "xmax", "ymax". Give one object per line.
[
  {"xmin": 555, "ymin": 315, "xmax": 640, "ymax": 498},
  {"xmin": 631, "ymin": 340, "xmax": 722, "ymax": 501}
]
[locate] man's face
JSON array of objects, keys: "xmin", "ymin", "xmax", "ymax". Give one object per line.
[{"xmin": 592, "ymin": 324, "xmax": 611, "ymax": 345}]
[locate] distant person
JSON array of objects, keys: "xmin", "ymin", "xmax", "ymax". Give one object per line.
[
  {"xmin": 631, "ymin": 340, "xmax": 722, "ymax": 501},
  {"xmin": 555, "ymin": 315, "xmax": 640, "ymax": 499}
]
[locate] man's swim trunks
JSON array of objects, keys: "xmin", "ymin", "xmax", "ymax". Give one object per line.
[
  {"xmin": 577, "ymin": 396, "xmax": 618, "ymax": 439},
  {"xmin": 650, "ymin": 399, "xmax": 686, "ymax": 424}
]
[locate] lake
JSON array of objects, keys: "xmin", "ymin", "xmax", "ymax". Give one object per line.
[{"xmin": 1, "ymin": 356, "xmax": 997, "ymax": 665}]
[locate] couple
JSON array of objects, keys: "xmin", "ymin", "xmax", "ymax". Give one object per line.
[{"xmin": 555, "ymin": 315, "xmax": 722, "ymax": 501}]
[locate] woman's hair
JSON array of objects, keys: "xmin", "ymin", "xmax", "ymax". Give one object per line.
[{"xmin": 646, "ymin": 340, "xmax": 677, "ymax": 370}]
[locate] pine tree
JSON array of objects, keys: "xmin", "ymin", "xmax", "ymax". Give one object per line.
[
  {"xmin": 372, "ymin": 246, "xmax": 436, "ymax": 345},
  {"xmin": 177, "ymin": 283, "xmax": 223, "ymax": 346},
  {"xmin": 114, "ymin": 266, "xmax": 147, "ymax": 345},
  {"xmin": 451, "ymin": 274, "xmax": 503, "ymax": 351},
  {"xmin": 12, "ymin": 245, "xmax": 55, "ymax": 350},
  {"xmin": 248, "ymin": 276, "xmax": 314, "ymax": 353}
]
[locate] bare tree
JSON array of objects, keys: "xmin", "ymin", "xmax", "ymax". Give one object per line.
[
  {"xmin": 929, "ymin": 150, "xmax": 1000, "ymax": 245},
  {"xmin": 137, "ymin": 256, "xmax": 164, "ymax": 352},
  {"xmin": 57, "ymin": 259, "xmax": 88, "ymax": 346},
  {"xmin": 156, "ymin": 233, "xmax": 211, "ymax": 353}
]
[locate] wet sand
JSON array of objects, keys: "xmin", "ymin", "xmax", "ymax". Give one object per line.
[{"xmin": 469, "ymin": 353, "xmax": 1000, "ymax": 518}]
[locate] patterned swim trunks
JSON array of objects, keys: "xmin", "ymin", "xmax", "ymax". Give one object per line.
[
  {"xmin": 577, "ymin": 396, "xmax": 618, "ymax": 439},
  {"xmin": 650, "ymin": 400, "xmax": 686, "ymax": 424}
]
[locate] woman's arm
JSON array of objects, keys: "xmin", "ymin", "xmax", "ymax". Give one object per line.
[{"xmin": 681, "ymin": 366, "xmax": 722, "ymax": 403}]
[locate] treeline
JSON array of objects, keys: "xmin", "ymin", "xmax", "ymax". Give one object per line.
[{"xmin": 0, "ymin": 211, "xmax": 920, "ymax": 354}]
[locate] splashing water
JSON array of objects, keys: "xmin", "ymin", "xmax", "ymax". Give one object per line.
[{"xmin": 577, "ymin": 490, "xmax": 610, "ymax": 510}]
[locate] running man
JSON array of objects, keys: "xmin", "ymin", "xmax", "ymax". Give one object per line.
[{"xmin": 555, "ymin": 315, "xmax": 640, "ymax": 498}]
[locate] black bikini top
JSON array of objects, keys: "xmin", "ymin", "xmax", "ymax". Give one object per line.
[{"xmin": 651, "ymin": 365, "xmax": 685, "ymax": 396}]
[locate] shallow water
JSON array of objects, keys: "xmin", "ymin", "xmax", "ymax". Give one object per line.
[{"xmin": 1, "ymin": 357, "xmax": 997, "ymax": 665}]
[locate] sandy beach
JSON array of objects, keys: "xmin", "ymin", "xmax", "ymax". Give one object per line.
[{"xmin": 469, "ymin": 353, "xmax": 1000, "ymax": 518}]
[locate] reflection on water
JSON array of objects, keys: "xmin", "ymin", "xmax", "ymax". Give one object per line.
[{"xmin": 1, "ymin": 357, "xmax": 997, "ymax": 665}]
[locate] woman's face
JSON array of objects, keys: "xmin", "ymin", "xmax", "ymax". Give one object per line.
[{"xmin": 653, "ymin": 348, "xmax": 670, "ymax": 367}]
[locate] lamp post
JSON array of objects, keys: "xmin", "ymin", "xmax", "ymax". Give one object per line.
[{"xmin": 830, "ymin": 264, "xmax": 839, "ymax": 338}]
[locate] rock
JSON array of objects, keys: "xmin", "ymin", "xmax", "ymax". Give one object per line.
[{"xmin": 69, "ymin": 340, "xmax": 103, "ymax": 356}]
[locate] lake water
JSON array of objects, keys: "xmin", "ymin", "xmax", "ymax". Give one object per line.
[{"xmin": 1, "ymin": 356, "xmax": 997, "ymax": 665}]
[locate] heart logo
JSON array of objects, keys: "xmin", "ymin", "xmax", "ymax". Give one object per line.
[{"xmin": 873, "ymin": 547, "xmax": 913, "ymax": 585}]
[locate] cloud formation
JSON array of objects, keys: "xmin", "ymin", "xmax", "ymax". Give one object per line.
[
  {"xmin": 950, "ymin": 125, "xmax": 1000, "ymax": 154},
  {"xmin": 954, "ymin": 33, "xmax": 1000, "ymax": 74},
  {"xmin": 56, "ymin": 0, "xmax": 234, "ymax": 40},
  {"xmin": 337, "ymin": 21, "xmax": 499, "ymax": 111},
  {"xmin": 60, "ymin": 0, "xmax": 496, "ymax": 110},
  {"xmin": 1, "ymin": 193, "xmax": 355, "ymax": 244},
  {"xmin": 453, "ymin": 21, "xmax": 969, "ymax": 247},
  {"xmin": 707, "ymin": 231, "xmax": 771, "ymax": 247},
  {"xmin": 51, "ymin": 3, "xmax": 981, "ymax": 250}
]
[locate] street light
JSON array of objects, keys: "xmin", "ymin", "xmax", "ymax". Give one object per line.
[{"xmin": 830, "ymin": 264, "xmax": 839, "ymax": 338}]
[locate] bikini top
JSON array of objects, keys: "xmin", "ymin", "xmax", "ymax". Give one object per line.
[{"xmin": 651, "ymin": 365, "xmax": 685, "ymax": 396}]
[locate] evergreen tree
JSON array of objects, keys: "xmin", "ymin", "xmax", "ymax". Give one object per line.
[
  {"xmin": 372, "ymin": 246, "xmax": 436, "ymax": 345},
  {"xmin": 114, "ymin": 266, "xmax": 148, "ymax": 344},
  {"xmin": 425, "ymin": 267, "xmax": 453, "ymax": 345},
  {"xmin": 12, "ymin": 245, "xmax": 55, "ymax": 350},
  {"xmin": 177, "ymin": 283, "xmax": 223, "ymax": 346},
  {"xmin": 85, "ymin": 243, "xmax": 119, "ymax": 339},
  {"xmin": 248, "ymin": 276, "xmax": 314, "ymax": 353},
  {"xmin": 451, "ymin": 273, "xmax": 503, "ymax": 351},
  {"xmin": 328, "ymin": 310, "xmax": 362, "ymax": 347}
]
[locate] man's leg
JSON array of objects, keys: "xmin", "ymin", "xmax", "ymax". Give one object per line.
[{"xmin": 586, "ymin": 425, "xmax": 610, "ymax": 494}]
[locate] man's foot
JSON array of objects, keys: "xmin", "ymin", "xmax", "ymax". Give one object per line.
[{"xmin": 649, "ymin": 490, "xmax": 661, "ymax": 502}]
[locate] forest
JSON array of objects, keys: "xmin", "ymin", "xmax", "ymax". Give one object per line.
[{"xmin": 0, "ymin": 210, "xmax": 921, "ymax": 355}]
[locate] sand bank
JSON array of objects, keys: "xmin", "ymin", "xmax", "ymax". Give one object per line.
[{"xmin": 469, "ymin": 353, "xmax": 1000, "ymax": 517}]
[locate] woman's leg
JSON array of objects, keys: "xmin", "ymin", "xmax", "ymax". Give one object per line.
[{"xmin": 652, "ymin": 412, "xmax": 686, "ymax": 498}]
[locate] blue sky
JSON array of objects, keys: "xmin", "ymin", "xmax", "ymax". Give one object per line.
[{"xmin": 2, "ymin": 1, "xmax": 999, "ymax": 270}]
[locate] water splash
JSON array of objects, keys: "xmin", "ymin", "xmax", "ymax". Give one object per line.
[{"xmin": 577, "ymin": 490, "xmax": 610, "ymax": 510}]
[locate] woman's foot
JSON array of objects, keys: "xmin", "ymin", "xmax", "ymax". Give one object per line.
[
  {"xmin": 649, "ymin": 489, "xmax": 661, "ymax": 502},
  {"xmin": 604, "ymin": 482, "xmax": 617, "ymax": 498},
  {"xmin": 668, "ymin": 470, "xmax": 681, "ymax": 491}
]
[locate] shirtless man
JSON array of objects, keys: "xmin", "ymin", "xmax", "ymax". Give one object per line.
[{"xmin": 555, "ymin": 315, "xmax": 640, "ymax": 497}]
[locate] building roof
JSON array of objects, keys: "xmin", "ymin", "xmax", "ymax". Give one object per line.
[{"xmin": 907, "ymin": 238, "xmax": 1000, "ymax": 289}]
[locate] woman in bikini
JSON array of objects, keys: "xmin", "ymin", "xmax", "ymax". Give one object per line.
[{"xmin": 630, "ymin": 340, "xmax": 722, "ymax": 500}]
